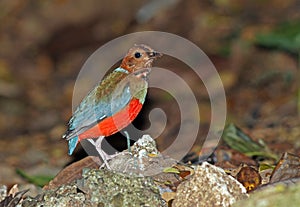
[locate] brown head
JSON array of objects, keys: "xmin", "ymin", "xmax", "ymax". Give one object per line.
[{"xmin": 120, "ymin": 44, "xmax": 162, "ymax": 72}]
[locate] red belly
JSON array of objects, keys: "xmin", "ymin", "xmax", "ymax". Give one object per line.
[{"xmin": 78, "ymin": 98, "xmax": 143, "ymax": 141}]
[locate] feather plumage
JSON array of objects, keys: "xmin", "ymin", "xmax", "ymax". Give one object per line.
[{"xmin": 62, "ymin": 44, "xmax": 162, "ymax": 160}]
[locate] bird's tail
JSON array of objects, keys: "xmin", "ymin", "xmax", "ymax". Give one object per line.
[{"xmin": 68, "ymin": 136, "xmax": 79, "ymax": 155}]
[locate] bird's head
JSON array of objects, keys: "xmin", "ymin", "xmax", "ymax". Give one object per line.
[{"xmin": 120, "ymin": 44, "xmax": 162, "ymax": 72}]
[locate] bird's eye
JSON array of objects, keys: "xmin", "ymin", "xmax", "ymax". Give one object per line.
[{"xmin": 134, "ymin": 52, "xmax": 142, "ymax": 58}]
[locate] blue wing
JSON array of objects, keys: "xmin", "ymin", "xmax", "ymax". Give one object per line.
[
  {"xmin": 63, "ymin": 67, "xmax": 149, "ymax": 155},
  {"xmin": 63, "ymin": 69, "xmax": 132, "ymax": 140}
]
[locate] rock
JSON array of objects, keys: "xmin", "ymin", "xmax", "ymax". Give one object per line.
[
  {"xmin": 0, "ymin": 185, "xmax": 7, "ymax": 202},
  {"xmin": 233, "ymin": 180, "xmax": 300, "ymax": 207},
  {"xmin": 43, "ymin": 156, "xmax": 100, "ymax": 190},
  {"xmin": 108, "ymin": 134, "xmax": 177, "ymax": 176},
  {"xmin": 22, "ymin": 136, "xmax": 249, "ymax": 207},
  {"xmin": 173, "ymin": 162, "xmax": 248, "ymax": 207},
  {"xmin": 22, "ymin": 168, "xmax": 166, "ymax": 207}
]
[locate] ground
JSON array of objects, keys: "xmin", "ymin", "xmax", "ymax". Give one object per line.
[{"xmin": 0, "ymin": 0, "xmax": 299, "ymax": 199}]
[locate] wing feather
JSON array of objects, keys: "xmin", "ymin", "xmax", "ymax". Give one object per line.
[
  {"xmin": 63, "ymin": 70, "xmax": 132, "ymax": 140},
  {"xmin": 63, "ymin": 68, "xmax": 149, "ymax": 140}
]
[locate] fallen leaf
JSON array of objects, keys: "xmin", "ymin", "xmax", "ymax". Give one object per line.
[{"xmin": 270, "ymin": 152, "xmax": 300, "ymax": 183}]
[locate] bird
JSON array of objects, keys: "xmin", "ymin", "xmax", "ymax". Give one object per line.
[{"xmin": 62, "ymin": 44, "xmax": 162, "ymax": 169}]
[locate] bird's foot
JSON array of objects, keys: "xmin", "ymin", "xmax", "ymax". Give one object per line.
[
  {"xmin": 87, "ymin": 138, "xmax": 117, "ymax": 170},
  {"xmin": 123, "ymin": 131, "xmax": 131, "ymax": 154}
]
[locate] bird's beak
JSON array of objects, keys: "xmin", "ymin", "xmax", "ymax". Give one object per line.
[{"xmin": 147, "ymin": 51, "xmax": 163, "ymax": 58}]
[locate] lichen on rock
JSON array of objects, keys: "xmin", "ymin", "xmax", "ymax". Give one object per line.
[{"xmin": 22, "ymin": 168, "xmax": 165, "ymax": 207}]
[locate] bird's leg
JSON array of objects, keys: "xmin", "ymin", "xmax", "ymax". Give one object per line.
[
  {"xmin": 87, "ymin": 137, "xmax": 112, "ymax": 170},
  {"xmin": 123, "ymin": 131, "xmax": 131, "ymax": 154},
  {"xmin": 94, "ymin": 137, "xmax": 119, "ymax": 160},
  {"xmin": 123, "ymin": 131, "xmax": 139, "ymax": 169}
]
